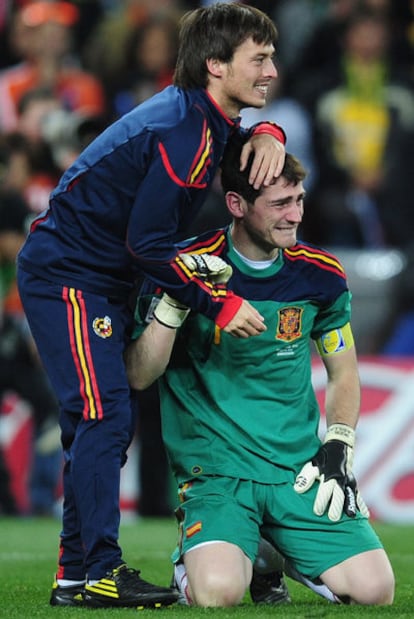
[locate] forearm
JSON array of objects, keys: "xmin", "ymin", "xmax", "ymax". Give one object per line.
[
  {"xmin": 125, "ymin": 319, "xmax": 176, "ymax": 390},
  {"xmin": 131, "ymin": 247, "xmax": 243, "ymax": 327},
  {"xmin": 323, "ymin": 348, "xmax": 360, "ymax": 429},
  {"xmin": 296, "ymin": 347, "xmax": 367, "ymax": 521},
  {"xmin": 325, "ymin": 373, "xmax": 360, "ymax": 429}
]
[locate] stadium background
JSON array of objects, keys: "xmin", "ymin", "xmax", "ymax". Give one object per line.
[{"xmin": 1, "ymin": 1, "xmax": 414, "ymax": 524}]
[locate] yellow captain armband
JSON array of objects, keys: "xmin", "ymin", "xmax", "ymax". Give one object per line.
[{"xmin": 315, "ymin": 322, "xmax": 354, "ymax": 357}]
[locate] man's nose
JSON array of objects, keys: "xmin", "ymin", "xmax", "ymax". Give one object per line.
[
  {"xmin": 264, "ymin": 58, "xmax": 278, "ymax": 79},
  {"xmin": 287, "ymin": 203, "xmax": 303, "ymax": 221}
]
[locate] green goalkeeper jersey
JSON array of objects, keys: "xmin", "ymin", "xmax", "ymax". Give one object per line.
[{"xmin": 133, "ymin": 229, "xmax": 352, "ymax": 485}]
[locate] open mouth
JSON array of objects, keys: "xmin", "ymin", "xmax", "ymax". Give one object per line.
[{"xmin": 255, "ymin": 84, "xmax": 269, "ymax": 96}]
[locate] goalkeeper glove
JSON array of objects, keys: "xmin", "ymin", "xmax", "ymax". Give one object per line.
[
  {"xmin": 179, "ymin": 253, "xmax": 233, "ymax": 284},
  {"xmin": 293, "ymin": 423, "xmax": 369, "ymax": 522},
  {"xmin": 153, "ymin": 293, "xmax": 190, "ymax": 329}
]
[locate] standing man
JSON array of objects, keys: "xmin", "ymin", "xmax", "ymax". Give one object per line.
[
  {"xmin": 17, "ymin": 3, "xmax": 286, "ymax": 610},
  {"xmin": 125, "ymin": 137, "xmax": 395, "ymax": 607}
]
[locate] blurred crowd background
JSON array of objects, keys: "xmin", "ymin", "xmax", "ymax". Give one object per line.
[{"xmin": 1, "ymin": 0, "xmax": 414, "ymax": 518}]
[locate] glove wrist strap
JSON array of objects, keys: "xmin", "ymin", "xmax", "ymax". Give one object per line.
[
  {"xmin": 153, "ymin": 295, "xmax": 190, "ymax": 329},
  {"xmin": 325, "ymin": 423, "xmax": 355, "ymax": 447}
]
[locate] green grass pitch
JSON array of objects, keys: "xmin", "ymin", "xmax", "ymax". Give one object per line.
[{"xmin": 1, "ymin": 516, "xmax": 413, "ymax": 617}]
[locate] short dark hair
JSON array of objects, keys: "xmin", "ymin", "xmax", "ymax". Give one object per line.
[
  {"xmin": 220, "ymin": 134, "xmax": 306, "ymax": 203},
  {"xmin": 173, "ymin": 3, "xmax": 278, "ymax": 89}
]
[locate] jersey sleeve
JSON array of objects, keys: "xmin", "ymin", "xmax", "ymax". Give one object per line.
[
  {"xmin": 131, "ymin": 292, "xmax": 158, "ymax": 340},
  {"xmin": 311, "ymin": 290, "xmax": 353, "ymax": 340}
]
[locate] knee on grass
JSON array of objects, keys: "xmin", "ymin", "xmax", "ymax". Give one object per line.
[
  {"xmin": 349, "ymin": 570, "xmax": 395, "ymax": 606},
  {"xmin": 192, "ymin": 571, "xmax": 246, "ymax": 607}
]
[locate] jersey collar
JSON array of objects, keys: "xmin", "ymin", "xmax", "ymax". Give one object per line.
[{"xmin": 226, "ymin": 228, "xmax": 284, "ymax": 278}]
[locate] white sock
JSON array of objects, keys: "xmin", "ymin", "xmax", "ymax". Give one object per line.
[
  {"xmin": 285, "ymin": 561, "xmax": 341, "ymax": 603},
  {"xmin": 255, "ymin": 537, "xmax": 342, "ymax": 604},
  {"xmin": 174, "ymin": 563, "xmax": 192, "ymax": 605},
  {"xmin": 57, "ymin": 578, "xmax": 86, "ymax": 587}
]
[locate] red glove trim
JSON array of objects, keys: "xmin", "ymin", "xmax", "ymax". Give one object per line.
[
  {"xmin": 251, "ymin": 122, "xmax": 286, "ymax": 144},
  {"xmin": 215, "ymin": 292, "xmax": 243, "ymax": 329}
]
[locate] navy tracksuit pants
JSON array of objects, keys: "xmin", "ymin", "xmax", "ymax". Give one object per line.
[{"xmin": 17, "ymin": 268, "xmax": 138, "ymax": 580}]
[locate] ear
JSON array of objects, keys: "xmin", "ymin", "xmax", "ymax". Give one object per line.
[
  {"xmin": 225, "ymin": 191, "xmax": 246, "ymax": 219},
  {"xmin": 206, "ymin": 57, "xmax": 224, "ymax": 78}
]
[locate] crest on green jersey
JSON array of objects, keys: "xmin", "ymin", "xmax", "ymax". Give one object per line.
[{"xmin": 276, "ymin": 307, "xmax": 303, "ymax": 341}]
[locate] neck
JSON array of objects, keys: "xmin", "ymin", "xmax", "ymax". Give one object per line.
[
  {"xmin": 206, "ymin": 84, "xmax": 240, "ymax": 119},
  {"xmin": 230, "ymin": 225, "xmax": 279, "ymax": 262}
]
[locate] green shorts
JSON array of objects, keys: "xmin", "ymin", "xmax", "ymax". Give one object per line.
[{"xmin": 173, "ymin": 475, "xmax": 383, "ymax": 579}]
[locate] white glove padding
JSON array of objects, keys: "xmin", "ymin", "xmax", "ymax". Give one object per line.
[
  {"xmin": 294, "ymin": 424, "xmax": 369, "ymax": 521},
  {"xmin": 179, "ymin": 253, "xmax": 233, "ymax": 284},
  {"xmin": 153, "ymin": 293, "xmax": 190, "ymax": 329}
]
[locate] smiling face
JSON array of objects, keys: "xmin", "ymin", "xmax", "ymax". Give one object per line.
[
  {"xmin": 206, "ymin": 37, "xmax": 277, "ymax": 117},
  {"xmin": 227, "ymin": 176, "xmax": 305, "ymax": 261}
]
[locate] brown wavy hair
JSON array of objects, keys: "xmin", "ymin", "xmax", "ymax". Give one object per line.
[{"xmin": 173, "ymin": 3, "xmax": 278, "ymax": 89}]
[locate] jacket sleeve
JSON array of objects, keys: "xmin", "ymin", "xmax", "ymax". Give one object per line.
[{"xmin": 126, "ymin": 127, "xmax": 242, "ymax": 326}]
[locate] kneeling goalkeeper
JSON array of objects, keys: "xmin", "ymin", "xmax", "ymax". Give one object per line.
[{"xmin": 125, "ymin": 137, "xmax": 394, "ymax": 608}]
